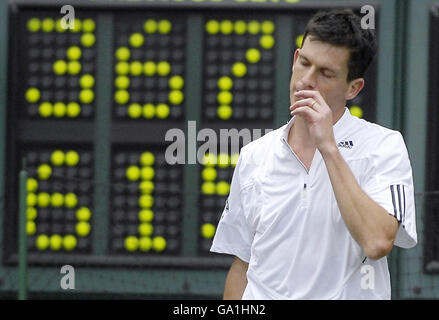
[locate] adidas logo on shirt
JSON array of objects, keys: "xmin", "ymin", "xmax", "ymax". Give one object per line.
[{"xmin": 337, "ymin": 140, "xmax": 354, "ymax": 149}]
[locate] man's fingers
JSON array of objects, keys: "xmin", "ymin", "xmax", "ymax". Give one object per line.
[
  {"xmin": 290, "ymin": 105, "xmax": 318, "ymax": 120},
  {"xmin": 289, "ymin": 98, "xmax": 315, "ymax": 111},
  {"xmin": 294, "ymin": 90, "xmax": 324, "ymax": 105}
]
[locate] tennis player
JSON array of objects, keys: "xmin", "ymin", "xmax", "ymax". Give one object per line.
[{"xmin": 210, "ymin": 9, "xmax": 417, "ymax": 300}]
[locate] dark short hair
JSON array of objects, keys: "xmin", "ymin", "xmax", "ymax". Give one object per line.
[{"xmin": 302, "ymin": 9, "xmax": 377, "ymax": 82}]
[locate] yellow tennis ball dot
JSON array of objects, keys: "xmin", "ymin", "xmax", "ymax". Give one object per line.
[
  {"xmin": 27, "ymin": 178, "xmax": 38, "ymax": 193},
  {"xmin": 53, "ymin": 102, "xmax": 66, "ymax": 118},
  {"xmin": 201, "ymin": 167, "xmax": 217, "ymax": 181},
  {"xmin": 51, "ymin": 193, "xmax": 64, "ymax": 207},
  {"xmin": 168, "ymin": 90, "xmax": 184, "ymax": 105},
  {"xmin": 156, "ymin": 103, "xmax": 170, "ymax": 119},
  {"xmin": 152, "ymin": 236, "xmax": 167, "ymax": 252},
  {"xmin": 115, "ymin": 46, "xmax": 131, "ymax": 61},
  {"xmin": 141, "ymin": 166, "xmax": 155, "ymax": 180},
  {"xmin": 139, "ymin": 180, "xmax": 155, "ymax": 194},
  {"xmin": 217, "ymin": 76, "xmax": 233, "ymax": 91},
  {"xmin": 248, "ymin": 20, "xmax": 261, "ymax": 34},
  {"xmin": 144, "ymin": 19, "xmax": 157, "ymax": 33},
  {"xmin": 114, "ymin": 90, "xmax": 130, "ymax": 104},
  {"xmin": 232, "ymin": 62, "xmax": 247, "ymax": 77},
  {"xmin": 139, "ymin": 194, "xmax": 154, "ymax": 208},
  {"xmin": 37, "ymin": 164, "xmax": 52, "ymax": 180},
  {"xmin": 76, "ymin": 221, "xmax": 91, "ymax": 237},
  {"xmin": 139, "ymin": 209, "xmax": 154, "ymax": 222},
  {"xmin": 217, "ymin": 153, "xmax": 230, "ymax": 168},
  {"xmin": 65, "ymin": 150, "xmax": 79, "ymax": 166},
  {"xmin": 140, "ymin": 166, "xmax": 155, "ymax": 180},
  {"xmin": 39, "ymin": 102, "xmax": 52, "ymax": 117},
  {"xmin": 296, "ymin": 34, "xmax": 304, "ymax": 48},
  {"xmin": 158, "ymin": 20, "xmax": 172, "ymax": 34},
  {"xmin": 130, "ymin": 61, "xmax": 143, "ymax": 76},
  {"xmin": 67, "ymin": 61, "xmax": 81, "ymax": 75},
  {"xmin": 169, "ymin": 75, "xmax": 184, "ymax": 89},
  {"xmin": 206, "ymin": 20, "xmax": 220, "ymax": 34},
  {"xmin": 79, "ymin": 74, "xmax": 95, "ymax": 88},
  {"xmin": 138, "ymin": 223, "xmax": 153, "ymax": 237},
  {"xmin": 76, "ymin": 207, "xmax": 91, "ymax": 221},
  {"xmin": 234, "ymin": 20, "xmax": 247, "ymax": 34},
  {"xmin": 350, "ymin": 105, "xmax": 363, "ymax": 118},
  {"xmin": 27, "ymin": 18, "xmax": 41, "ymax": 32},
  {"xmin": 139, "ymin": 237, "xmax": 152, "ymax": 251},
  {"xmin": 115, "ymin": 76, "xmax": 130, "ymax": 89},
  {"xmin": 41, "ymin": 18, "xmax": 55, "ymax": 32},
  {"xmin": 53, "ymin": 60, "xmax": 67, "ymax": 75},
  {"xmin": 82, "ymin": 19, "xmax": 96, "ymax": 32},
  {"xmin": 67, "ymin": 46, "xmax": 82, "ymax": 60},
  {"xmin": 65, "ymin": 193, "xmax": 78, "ymax": 208},
  {"xmin": 66, "ymin": 102, "xmax": 81, "ymax": 118},
  {"xmin": 55, "ymin": 19, "xmax": 66, "ymax": 33},
  {"xmin": 128, "ymin": 103, "xmax": 142, "ymax": 118},
  {"xmin": 143, "ymin": 61, "xmax": 156, "ymax": 76},
  {"xmin": 27, "ymin": 207, "xmax": 38, "ymax": 220},
  {"xmin": 140, "ymin": 151, "xmax": 155, "ymax": 166},
  {"xmin": 25, "ymin": 88, "xmax": 40, "ymax": 103},
  {"xmin": 217, "ymin": 105, "xmax": 232, "ymax": 120},
  {"xmin": 143, "ymin": 103, "xmax": 155, "ymax": 118},
  {"xmin": 50, "ymin": 234, "xmax": 63, "ymax": 251},
  {"xmin": 37, "ymin": 192, "xmax": 51, "ymax": 208},
  {"xmin": 231, "ymin": 153, "xmax": 240, "ymax": 167},
  {"xmin": 79, "ymin": 89, "xmax": 94, "ymax": 104},
  {"xmin": 126, "ymin": 165, "xmax": 140, "ymax": 181},
  {"xmin": 36, "ymin": 234, "xmax": 49, "ymax": 250},
  {"xmin": 157, "ymin": 61, "xmax": 171, "ymax": 76},
  {"xmin": 115, "ymin": 62, "xmax": 130, "ymax": 75},
  {"xmin": 125, "ymin": 236, "xmax": 139, "ymax": 252},
  {"xmin": 260, "ymin": 35, "xmax": 275, "ymax": 49},
  {"xmin": 201, "ymin": 182, "xmax": 216, "ymax": 195},
  {"xmin": 26, "ymin": 221, "xmax": 36, "ymax": 235},
  {"xmin": 216, "ymin": 181, "xmax": 231, "ymax": 195},
  {"xmin": 261, "ymin": 20, "xmax": 275, "ymax": 34},
  {"xmin": 220, "ymin": 20, "xmax": 234, "ymax": 35},
  {"xmin": 81, "ymin": 33, "xmax": 95, "ymax": 47},
  {"xmin": 217, "ymin": 91, "xmax": 233, "ymax": 105},
  {"xmin": 63, "ymin": 235, "xmax": 77, "ymax": 251},
  {"xmin": 27, "ymin": 193, "xmax": 37, "ymax": 207},
  {"xmin": 70, "ymin": 19, "xmax": 82, "ymax": 33},
  {"xmin": 246, "ymin": 48, "xmax": 261, "ymax": 63},
  {"xmin": 201, "ymin": 223, "xmax": 216, "ymax": 239},
  {"xmin": 129, "ymin": 32, "xmax": 144, "ymax": 47},
  {"xmin": 202, "ymin": 153, "xmax": 217, "ymax": 167}
]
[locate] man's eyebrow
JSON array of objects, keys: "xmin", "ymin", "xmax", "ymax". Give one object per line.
[{"xmin": 299, "ymin": 52, "xmax": 338, "ymax": 74}]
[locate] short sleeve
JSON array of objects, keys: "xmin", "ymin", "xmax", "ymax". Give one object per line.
[
  {"xmin": 210, "ymin": 153, "xmax": 254, "ymax": 262},
  {"xmin": 362, "ymin": 131, "xmax": 417, "ymax": 248}
]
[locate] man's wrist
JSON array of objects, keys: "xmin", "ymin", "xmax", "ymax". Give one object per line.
[{"xmin": 319, "ymin": 141, "xmax": 339, "ymax": 158}]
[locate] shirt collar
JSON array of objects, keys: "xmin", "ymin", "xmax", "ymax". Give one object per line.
[{"xmin": 280, "ymin": 107, "xmax": 351, "ymax": 142}]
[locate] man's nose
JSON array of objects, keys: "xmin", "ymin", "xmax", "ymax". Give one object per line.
[{"xmin": 300, "ymin": 68, "xmax": 317, "ymax": 90}]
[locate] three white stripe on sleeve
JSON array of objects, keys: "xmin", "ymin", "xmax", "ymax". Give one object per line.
[{"xmin": 390, "ymin": 184, "xmax": 406, "ymax": 228}]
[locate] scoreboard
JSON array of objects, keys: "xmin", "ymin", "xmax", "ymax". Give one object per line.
[{"xmin": 0, "ymin": 0, "xmax": 380, "ymax": 297}]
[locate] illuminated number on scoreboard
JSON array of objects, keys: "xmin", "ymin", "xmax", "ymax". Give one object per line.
[
  {"xmin": 113, "ymin": 18, "xmax": 186, "ymax": 120},
  {"xmin": 111, "ymin": 148, "xmax": 183, "ymax": 254},
  {"xmin": 24, "ymin": 148, "xmax": 93, "ymax": 252},
  {"xmin": 203, "ymin": 18, "xmax": 276, "ymax": 121},
  {"xmin": 198, "ymin": 152, "xmax": 239, "ymax": 253},
  {"xmin": 24, "ymin": 17, "xmax": 96, "ymax": 119}
]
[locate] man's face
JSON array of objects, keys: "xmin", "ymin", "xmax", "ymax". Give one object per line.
[{"xmin": 290, "ymin": 36, "xmax": 353, "ymax": 112}]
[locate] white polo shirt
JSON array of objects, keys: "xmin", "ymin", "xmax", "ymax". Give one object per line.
[{"xmin": 210, "ymin": 107, "xmax": 417, "ymax": 300}]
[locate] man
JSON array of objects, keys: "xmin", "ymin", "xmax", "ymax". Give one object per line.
[{"xmin": 210, "ymin": 9, "xmax": 417, "ymax": 300}]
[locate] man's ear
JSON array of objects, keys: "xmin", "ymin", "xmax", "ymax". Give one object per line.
[
  {"xmin": 345, "ymin": 78, "xmax": 365, "ymax": 101},
  {"xmin": 293, "ymin": 49, "xmax": 300, "ymax": 65}
]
